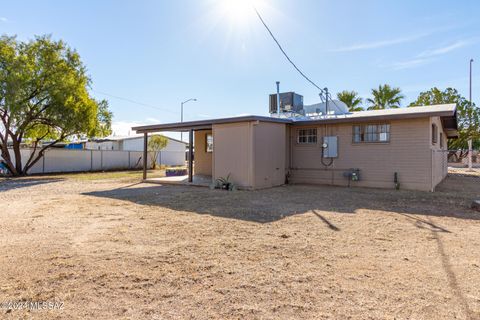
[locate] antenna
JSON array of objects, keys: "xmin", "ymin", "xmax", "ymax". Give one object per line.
[
  {"xmin": 276, "ymin": 81, "xmax": 281, "ymax": 116},
  {"xmin": 324, "ymin": 87, "xmax": 329, "ymax": 115}
]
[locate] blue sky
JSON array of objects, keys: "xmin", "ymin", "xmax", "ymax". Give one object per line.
[{"xmin": 1, "ymin": 0, "xmax": 479, "ymax": 137}]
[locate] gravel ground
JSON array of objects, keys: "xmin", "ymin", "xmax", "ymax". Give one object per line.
[{"xmin": 0, "ymin": 173, "xmax": 479, "ymax": 319}]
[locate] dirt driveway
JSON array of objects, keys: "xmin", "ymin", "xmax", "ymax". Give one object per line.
[{"xmin": 0, "ymin": 172, "xmax": 479, "ymax": 319}]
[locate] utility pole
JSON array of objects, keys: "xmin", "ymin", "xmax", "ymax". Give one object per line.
[
  {"xmin": 180, "ymin": 98, "xmax": 197, "ymax": 142},
  {"xmin": 468, "ymin": 59, "xmax": 474, "ymax": 171}
]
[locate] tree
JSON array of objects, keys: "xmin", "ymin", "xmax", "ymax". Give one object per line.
[
  {"xmin": 337, "ymin": 90, "xmax": 364, "ymax": 112},
  {"xmin": 367, "ymin": 84, "xmax": 404, "ymax": 110},
  {"xmin": 409, "ymin": 87, "xmax": 480, "ymax": 156},
  {"xmin": 0, "ymin": 35, "xmax": 112, "ymax": 176},
  {"xmin": 148, "ymin": 135, "xmax": 168, "ymax": 169}
]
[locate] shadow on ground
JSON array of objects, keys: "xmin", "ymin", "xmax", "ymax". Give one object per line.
[
  {"xmin": 83, "ymin": 174, "xmax": 479, "ymax": 224},
  {"xmin": 0, "ymin": 177, "xmax": 64, "ymax": 192}
]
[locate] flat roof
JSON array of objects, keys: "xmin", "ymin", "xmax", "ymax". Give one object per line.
[
  {"xmin": 132, "ymin": 104, "xmax": 457, "ymax": 135},
  {"xmin": 293, "ymin": 104, "xmax": 457, "ymax": 125},
  {"xmin": 132, "ymin": 115, "xmax": 291, "ymax": 133}
]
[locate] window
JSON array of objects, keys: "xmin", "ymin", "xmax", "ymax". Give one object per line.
[
  {"xmin": 298, "ymin": 128, "xmax": 317, "ymax": 144},
  {"xmin": 206, "ymin": 133, "xmax": 213, "ymax": 153},
  {"xmin": 353, "ymin": 124, "xmax": 390, "ymax": 143},
  {"xmin": 440, "ymin": 132, "xmax": 443, "ymax": 149},
  {"xmin": 432, "ymin": 124, "xmax": 438, "ymax": 144}
]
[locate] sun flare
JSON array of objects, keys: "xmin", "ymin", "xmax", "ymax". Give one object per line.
[{"xmin": 216, "ymin": 0, "xmax": 265, "ymax": 27}]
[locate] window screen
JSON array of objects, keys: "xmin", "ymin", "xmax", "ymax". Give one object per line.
[
  {"xmin": 206, "ymin": 133, "xmax": 213, "ymax": 152},
  {"xmin": 353, "ymin": 124, "xmax": 390, "ymax": 143},
  {"xmin": 432, "ymin": 124, "xmax": 438, "ymax": 144}
]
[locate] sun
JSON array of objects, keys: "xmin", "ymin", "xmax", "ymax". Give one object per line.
[{"xmin": 216, "ymin": 0, "xmax": 265, "ymax": 27}]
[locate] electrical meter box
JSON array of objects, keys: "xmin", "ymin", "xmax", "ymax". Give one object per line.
[{"xmin": 323, "ymin": 136, "xmax": 338, "ymax": 158}]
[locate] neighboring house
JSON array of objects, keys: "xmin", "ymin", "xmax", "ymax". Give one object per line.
[
  {"xmin": 132, "ymin": 104, "xmax": 458, "ymax": 192},
  {"xmin": 85, "ymin": 135, "xmax": 187, "ymax": 166}
]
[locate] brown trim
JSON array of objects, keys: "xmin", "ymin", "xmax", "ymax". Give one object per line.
[{"xmin": 132, "ymin": 116, "xmax": 291, "ymax": 133}]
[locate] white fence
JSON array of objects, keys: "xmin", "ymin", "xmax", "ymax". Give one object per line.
[
  {"xmin": 3, "ymin": 148, "xmax": 185, "ymax": 174},
  {"xmin": 448, "ymin": 149, "xmax": 480, "ymax": 168}
]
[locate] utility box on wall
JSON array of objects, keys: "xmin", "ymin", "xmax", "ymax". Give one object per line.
[{"xmin": 323, "ymin": 136, "xmax": 338, "ymax": 158}]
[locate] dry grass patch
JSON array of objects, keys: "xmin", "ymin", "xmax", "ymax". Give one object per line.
[{"xmin": 0, "ymin": 172, "xmax": 479, "ymax": 319}]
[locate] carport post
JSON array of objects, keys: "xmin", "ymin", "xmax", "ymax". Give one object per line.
[
  {"xmin": 143, "ymin": 132, "xmax": 148, "ymax": 180},
  {"xmin": 188, "ymin": 129, "xmax": 193, "ymax": 182}
]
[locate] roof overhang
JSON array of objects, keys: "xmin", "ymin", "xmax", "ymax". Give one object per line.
[
  {"xmin": 132, "ymin": 115, "xmax": 291, "ymax": 133},
  {"xmin": 132, "ymin": 104, "xmax": 459, "ymax": 137},
  {"xmin": 440, "ymin": 110, "xmax": 459, "ymax": 139}
]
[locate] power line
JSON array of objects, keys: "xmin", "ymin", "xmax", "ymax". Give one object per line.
[
  {"xmin": 92, "ymin": 89, "xmax": 178, "ymax": 115},
  {"xmin": 253, "ymin": 7, "xmax": 325, "ymax": 95}
]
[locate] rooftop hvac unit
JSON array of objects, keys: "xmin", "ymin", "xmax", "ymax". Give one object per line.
[{"xmin": 269, "ymin": 92, "xmax": 304, "ymax": 114}]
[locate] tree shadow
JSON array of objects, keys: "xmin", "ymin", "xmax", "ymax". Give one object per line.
[
  {"xmin": 312, "ymin": 210, "xmax": 340, "ymax": 231},
  {"xmin": 0, "ymin": 177, "xmax": 64, "ymax": 192},
  {"xmin": 427, "ymin": 216, "xmax": 476, "ymax": 319},
  {"xmin": 81, "ymin": 176, "xmax": 479, "ymax": 318},
  {"xmin": 82, "ymin": 176, "xmax": 479, "ymax": 224}
]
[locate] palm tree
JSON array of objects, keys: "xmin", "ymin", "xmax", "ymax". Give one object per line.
[
  {"xmin": 337, "ymin": 90, "xmax": 364, "ymax": 112},
  {"xmin": 367, "ymin": 84, "xmax": 404, "ymax": 110}
]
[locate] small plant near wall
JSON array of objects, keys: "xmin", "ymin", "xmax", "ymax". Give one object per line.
[
  {"xmin": 212, "ymin": 173, "xmax": 237, "ymax": 191},
  {"xmin": 166, "ymin": 167, "xmax": 187, "ymax": 177},
  {"xmin": 394, "ymin": 172, "xmax": 400, "ymax": 190}
]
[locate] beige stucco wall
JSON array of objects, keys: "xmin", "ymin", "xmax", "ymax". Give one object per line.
[
  {"xmin": 252, "ymin": 122, "xmax": 286, "ymax": 189},
  {"xmin": 209, "ymin": 116, "xmax": 448, "ymax": 191},
  {"xmin": 212, "ymin": 122, "xmax": 254, "ymax": 188},
  {"xmin": 194, "ymin": 130, "xmax": 212, "ymax": 176},
  {"xmin": 212, "ymin": 121, "xmax": 287, "ymax": 189},
  {"xmin": 288, "ymin": 118, "xmax": 435, "ymax": 191}
]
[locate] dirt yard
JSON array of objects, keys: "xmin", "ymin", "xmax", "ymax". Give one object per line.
[{"xmin": 0, "ymin": 172, "xmax": 480, "ymax": 319}]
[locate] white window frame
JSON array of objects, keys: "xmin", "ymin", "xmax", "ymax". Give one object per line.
[{"xmin": 297, "ymin": 128, "xmax": 317, "ymax": 144}]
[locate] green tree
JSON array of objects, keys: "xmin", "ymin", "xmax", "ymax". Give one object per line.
[
  {"xmin": 367, "ymin": 84, "xmax": 404, "ymax": 110},
  {"xmin": 0, "ymin": 35, "xmax": 112, "ymax": 175},
  {"xmin": 409, "ymin": 87, "xmax": 480, "ymax": 154},
  {"xmin": 148, "ymin": 135, "xmax": 168, "ymax": 169},
  {"xmin": 95, "ymin": 100, "xmax": 113, "ymax": 137},
  {"xmin": 337, "ymin": 90, "xmax": 364, "ymax": 112}
]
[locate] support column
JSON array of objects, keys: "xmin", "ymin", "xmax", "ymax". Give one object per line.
[
  {"xmin": 188, "ymin": 129, "xmax": 193, "ymax": 182},
  {"xmin": 468, "ymin": 139, "xmax": 473, "ymax": 171},
  {"xmin": 143, "ymin": 132, "xmax": 148, "ymax": 180}
]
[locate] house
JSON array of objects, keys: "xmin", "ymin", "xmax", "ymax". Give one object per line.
[
  {"xmin": 132, "ymin": 103, "xmax": 458, "ymax": 192},
  {"xmin": 85, "ymin": 135, "xmax": 187, "ymax": 166}
]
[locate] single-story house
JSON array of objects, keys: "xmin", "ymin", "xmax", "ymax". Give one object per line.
[{"xmin": 132, "ymin": 103, "xmax": 458, "ymax": 192}]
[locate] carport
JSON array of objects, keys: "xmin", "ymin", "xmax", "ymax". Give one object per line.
[{"xmin": 132, "ymin": 120, "xmax": 213, "ymax": 184}]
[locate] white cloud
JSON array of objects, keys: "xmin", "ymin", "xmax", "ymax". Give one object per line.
[
  {"xmin": 389, "ymin": 58, "xmax": 432, "ymax": 70},
  {"xmin": 417, "ymin": 39, "xmax": 477, "ymax": 58},
  {"xmin": 196, "ymin": 113, "xmax": 213, "ymax": 118},
  {"xmin": 0, "ymin": 17, "xmax": 8, "ymax": 22},
  {"xmin": 386, "ymin": 38, "xmax": 478, "ymax": 70},
  {"xmin": 111, "ymin": 121, "xmax": 181, "ymax": 141},
  {"xmin": 332, "ymin": 33, "xmax": 431, "ymax": 52},
  {"xmin": 145, "ymin": 117, "xmax": 161, "ymax": 123},
  {"xmin": 111, "ymin": 121, "xmax": 144, "ymax": 137}
]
